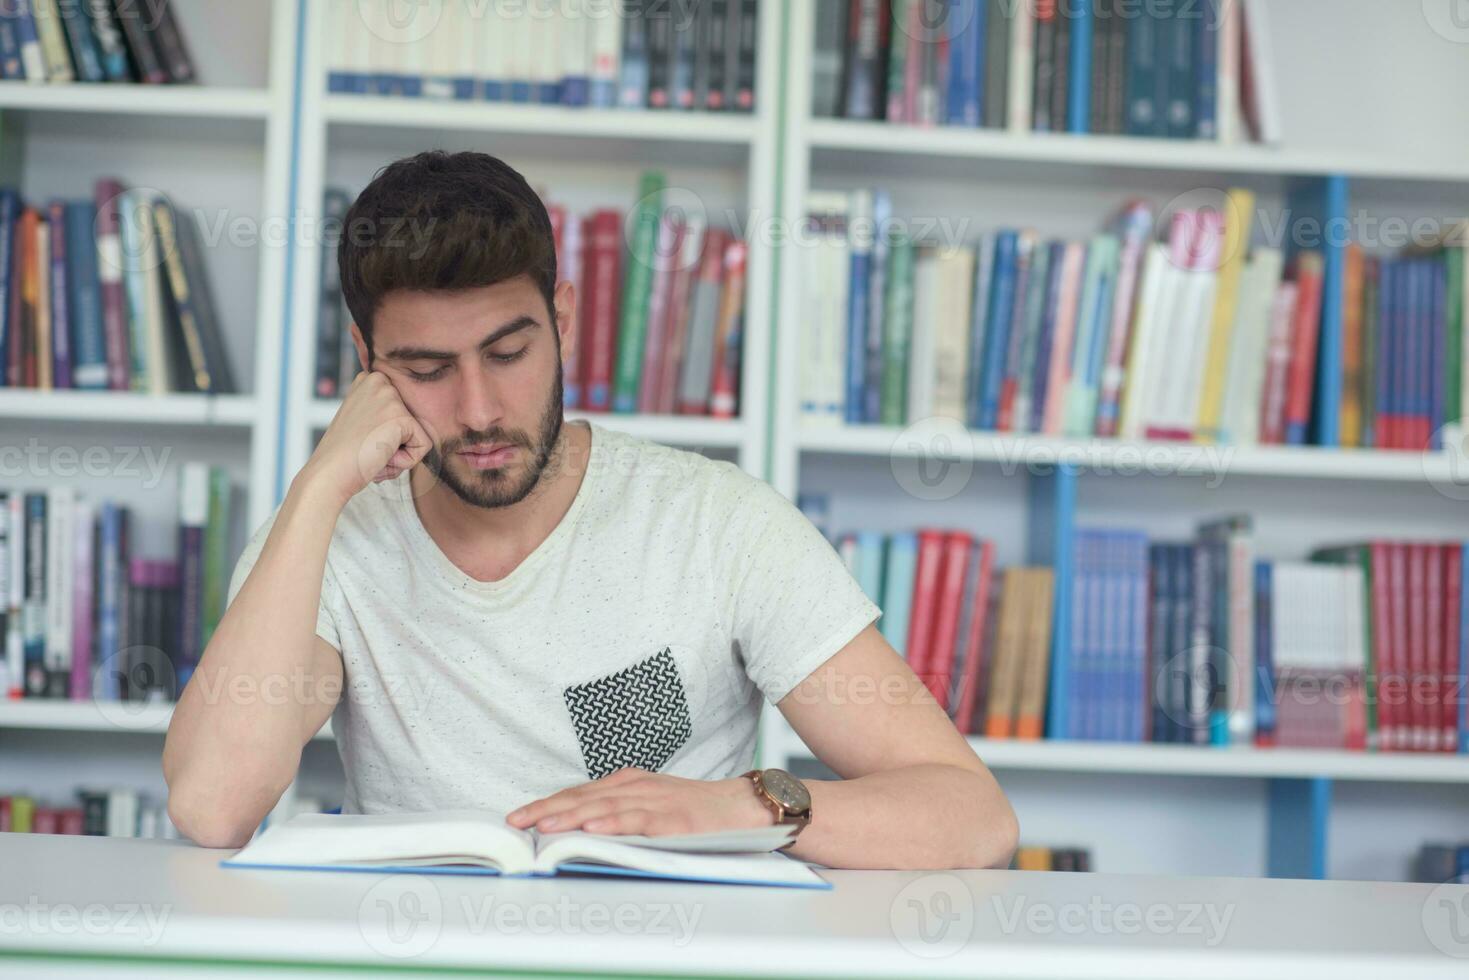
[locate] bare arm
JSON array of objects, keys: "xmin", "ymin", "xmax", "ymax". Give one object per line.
[
  {"xmin": 163, "ymin": 371, "xmax": 432, "ymax": 847},
  {"xmin": 777, "ymin": 623, "xmax": 1018, "ymax": 870}
]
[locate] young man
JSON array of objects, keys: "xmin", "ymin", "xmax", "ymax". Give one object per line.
[{"xmin": 163, "ymin": 151, "xmax": 1018, "ymax": 869}]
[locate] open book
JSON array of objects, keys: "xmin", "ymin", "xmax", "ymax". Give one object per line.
[{"xmin": 221, "ymin": 810, "xmax": 829, "ymax": 889}]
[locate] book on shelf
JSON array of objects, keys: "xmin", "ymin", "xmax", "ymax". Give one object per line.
[
  {"xmin": 1414, "ymin": 840, "xmax": 1469, "ymax": 884},
  {"xmin": 799, "ymin": 186, "xmax": 1463, "ymax": 452},
  {"xmin": 800, "ymin": 498, "xmax": 1469, "ymax": 754},
  {"xmin": 0, "ymin": 462, "xmax": 237, "ymax": 702},
  {"xmin": 222, "ymin": 809, "xmax": 828, "ymax": 889},
  {"xmin": 0, "ymin": 0, "xmax": 196, "ymax": 84},
  {"xmin": 0, "ymin": 787, "xmax": 178, "ymax": 839},
  {"xmin": 314, "ymin": 177, "xmax": 747, "ymax": 419},
  {"xmin": 0, "ymin": 180, "xmax": 236, "ymax": 396},
  {"xmin": 815, "ymin": 0, "xmax": 1279, "ymax": 143},
  {"xmin": 326, "ymin": 0, "xmax": 759, "ymax": 113},
  {"xmin": 1013, "ymin": 844, "xmax": 1091, "ymax": 872}
]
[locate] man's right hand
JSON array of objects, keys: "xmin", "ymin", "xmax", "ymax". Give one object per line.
[{"xmin": 304, "ymin": 370, "xmax": 435, "ymax": 508}]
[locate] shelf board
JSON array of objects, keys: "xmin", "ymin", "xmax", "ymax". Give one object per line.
[
  {"xmin": 0, "ymin": 391, "xmax": 259, "ymax": 428},
  {"xmin": 324, "ymin": 95, "xmax": 756, "ymax": 167},
  {"xmin": 0, "ymin": 700, "xmax": 333, "ymax": 740},
  {"xmin": 799, "ymin": 424, "xmax": 1457, "ymax": 483},
  {"xmin": 309, "ymin": 398, "xmax": 746, "ymax": 450},
  {"xmin": 806, "ymin": 119, "xmax": 1469, "ymax": 187},
  {"xmin": 0, "ymin": 83, "xmax": 271, "ymax": 120},
  {"xmin": 967, "ymin": 736, "xmax": 1469, "ymax": 783}
]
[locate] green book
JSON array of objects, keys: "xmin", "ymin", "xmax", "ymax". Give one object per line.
[
  {"xmin": 885, "ymin": 0, "xmax": 910, "ymax": 122},
  {"xmin": 612, "ymin": 171, "xmax": 665, "ymax": 413},
  {"xmin": 201, "ymin": 467, "xmax": 233, "ymax": 649},
  {"xmin": 879, "ymin": 233, "xmax": 914, "ymax": 425},
  {"xmin": 1444, "ymin": 248, "xmax": 1463, "ymax": 437}
]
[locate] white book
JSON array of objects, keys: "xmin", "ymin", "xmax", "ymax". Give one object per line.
[
  {"xmin": 44, "ymin": 487, "xmax": 74, "ymax": 685},
  {"xmin": 906, "ymin": 246, "xmax": 941, "ymax": 423},
  {"xmin": 223, "ymin": 810, "xmax": 826, "ymax": 889},
  {"xmin": 587, "ymin": 0, "xmax": 622, "ymax": 106},
  {"xmin": 1166, "ymin": 267, "xmax": 1219, "ymax": 437},
  {"xmin": 931, "ymin": 245, "xmax": 974, "ymax": 423},
  {"xmin": 560, "ymin": 0, "xmax": 590, "ymax": 101},
  {"xmin": 1240, "ymin": 0, "xmax": 1282, "ymax": 143},
  {"xmin": 504, "ymin": 2, "xmax": 533, "ymax": 95},
  {"xmin": 420, "ymin": 0, "xmax": 458, "ymax": 98},
  {"xmin": 107, "ymin": 789, "xmax": 138, "ymax": 839},
  {"xmin": 531, "ymin": 4, "xmax": 560, "ymax": 98},
  {"xmin": 1215, "ymin": 0, "xmax": 1241, "ymax": 144},
  {"xmin": 17, "ymin": 0, "xmax": 45, "ymax": 82},
  {"xmin": 479, "ymin": 1, "xmax": 508, "ymax": 96},
  {"xmin": 1118, "ymin": 245, "xmax": 1173, "ymax": 440},
  {"xmin": 1219, "ymin": 247, "xmax": 1283, "ymax": 445},
  {"xmin": 1005, "ymin": 1, "xmax": 1034, "ymax": 135},
  {"xmin": 325, "ymin": 0, "xmax": 351, "ymax": 90}
]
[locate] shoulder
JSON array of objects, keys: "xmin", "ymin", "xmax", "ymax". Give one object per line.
[{"xmin": 585, "ymin": 420, "xmax": 766, "ymax": 509}]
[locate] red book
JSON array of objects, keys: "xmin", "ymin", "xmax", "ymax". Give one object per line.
[
  {"xmin": 59, "ymin": 808, "xmax": 85, "ymax": 835},
  {"xmin": 1258, "ymin": 281, "xmax": 1298, "ymax": 444},
  {"xmin": 1426, "ymin": 542, "xmax": 1444, "ymax": 753},
  {"xmin": 1389, "ymin": 542, "xmax": 1409, "ymax": 750},
  {"xmin": 951, "ymin": 541, "xmax": 996, "ymax": 731},
  {"xmin": 904, "ymin": 531, "xmax": 947, "ymax": 686},
  {"xmin": 1444, "ymin": 544, "xmax": 1462, "ymax": 751},
  {"xmin": 709, "ymin": 238, "xmax": 746, "ymax": 419},
  {"xmin": 1282, "ymin": 252, "xmax": 1324, "ymax": 444},
  {"xmin": 1369, "ymin": 542, "xmax": 1392, "ymax": 751},
  {"xmin": 582, "ymin": 209, "xmax": 623, "ymax": 412},
  {"xmin": 657, "ymin": 223, "xmax": 701, "ymax": 414},
  {"xmin": 924, "ymin": 532, "xmax": 974, "ymax": 710},
  {"xmin": 1407, "ymin": 542, "xmax": 1427, "ymax": 751},
  {"xmin": 95, "ymin": 179, "xmax": 133, "ymax": 392},
  {"xmin": 31, "ymin": 807, "xmax": 59, "ymax": 835},
  {"xmin": 0, "ymin": 797, "xmax": 10, "ymax": 832}
]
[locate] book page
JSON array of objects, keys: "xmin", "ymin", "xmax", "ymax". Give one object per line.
[
  {"xmin": 533, "ymin": 823, "xmax": 796, "ymax": 856},
  {"xmin": 225, "ymin": 810, "xmax": 538, "ymax": 875},
  {"xmin": 533, "ymin": 834, "xmax": 825, "ymax": 887}
]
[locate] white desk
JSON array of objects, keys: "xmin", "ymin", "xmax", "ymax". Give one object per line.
[{"xmin": 0, "ymin": 834, "xmax": 1466, "ymax": 978}]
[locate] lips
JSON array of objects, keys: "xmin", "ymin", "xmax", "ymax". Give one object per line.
[{"xmin": 457, "ymin": 443, "xmax": 517, "ymax": 469}]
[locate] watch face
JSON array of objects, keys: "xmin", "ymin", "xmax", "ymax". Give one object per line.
[{"xmin": 762, "ymin": 769, "xmax": 810, "ymax": 812}]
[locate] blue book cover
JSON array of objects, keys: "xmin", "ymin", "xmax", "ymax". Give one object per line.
[
  {"xmin": 1430, "ymin": 258, "xmax": 1446, "ymax": 449},
  {"xmin": 0, "ymin": 11, "xmax": 19, "ymax": 79},
  {"xmin": 1066, "ymin": 0, "xmax": 1091, "ymax": 133},
  {"xmin": 1162, "ymin": 9, "xmax": 1192, "ymax": 138},
  {"xmin": 1194, "ymin": 1, "xmax": 1218, "ymax": 139},
  {"xmin": 1377, "ymin": 259, "xmax": 1395, "ymax": 445},
  {"xmin": 537, "ymin": 80, "xmax": 561, "ymax": 104},
  {"xmin": 1033, "ymin": 466, "xmax": 1077, "ymax": 741},
  {"xmin": 12, "ymin": 1, "xmax": 38, "ymax": 81},
  {"xmin": 1029, "ymin": 240, "xmax": 1067, "ymax": 433},
  {"xmin": 965, "ymin": 234, "xmax": 996, "ymax": 427},
  {"xmin": 1127, "ymin": 532, "xmax": 1151, "ymax": 742},
  {"xmin": 946, "ymin": 0, "xmax": 984, "ymax": 127},
  {"xmin": 46, "ymin": 201, "xmax": 71, "ymax": 390},
  {"xmin": 95, "ymin": 502, "xmax": 122, "ymax": 701},
  {"xmin": 1067, "ymin": 530, "xmax": 1092, "ymax": 739},
  {"xmin": 1147, "ymin": 544, "xmax": 1170, "ymax": 741},
  {"xmin": 56, "ymin": 0, "xmax": 103, "ymax": 82},
  {"xmin": 66, "ymin": 200, "xmax": 109, "ymax": 390},
  {"xmin": 880, "ymin": 532, "xmax": 919, "ymax": 658},
  {"xmin": 1123, "ymin": 9, "xmax": 1158, "ymax": 135},
  {"xmin": 0, "ymin": 189, "xmax": 17, "ymax": 386},
  {"xmin": 1167, "ymin": 544, "xmax": 1195, "ymax": 744},
  {"xmin": 618, "ymin": 15, "xmax": 649, "ymax": 108},
  {"xmin": 1315, "ymin": 176, "xmax": 1349, "ymax": 445},
  {"xmin": 1254, "ymin": 560, "xmax": 1276, "ymax": 744},
  {"xmin": 977, "ymin": 231, "xmax": 1019, "ymax": 430},
  {"xmin": 864, "ymin": 190, "xmax": 891, "ymax": 424},
  {"xmin": 844, "ymin": 194, "xmax": 872, "ymax": 425}
]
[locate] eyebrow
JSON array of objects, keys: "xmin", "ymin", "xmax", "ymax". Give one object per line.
[{"xmin": 382, "ymin": 315, "xmax": 539, "ymax": 362}]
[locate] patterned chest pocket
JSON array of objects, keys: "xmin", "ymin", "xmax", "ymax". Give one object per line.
[{"xmin": 563, "ymin": 647, "xmax": 693, "ymax": 780}]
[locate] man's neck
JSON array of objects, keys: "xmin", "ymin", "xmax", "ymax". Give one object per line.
[{"xmin": 408, "ymin": 420, "xmax": 592, "ymax": 580}]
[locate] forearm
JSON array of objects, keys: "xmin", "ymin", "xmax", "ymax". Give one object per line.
[
  {"xmin": 785, "ymin": 763, "xmax": 1018, "ymax": 870},
  {"xmin": 162, "ymin": 468, "xmax": 343, "ymax": 844}
]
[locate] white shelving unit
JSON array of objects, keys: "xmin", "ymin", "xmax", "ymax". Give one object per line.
[{"xmin": 760, "ymin": 0, "xmax": 1469, "ymax": 881}]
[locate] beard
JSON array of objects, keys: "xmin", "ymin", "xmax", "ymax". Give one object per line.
[{"xmin": 420, "ymin": 359, "xmax": 565, "ymax": 509}]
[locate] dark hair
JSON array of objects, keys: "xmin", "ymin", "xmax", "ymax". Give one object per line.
[{"xmin": 337, "ymin": 150, "xmax": 558, "ymax": 356}]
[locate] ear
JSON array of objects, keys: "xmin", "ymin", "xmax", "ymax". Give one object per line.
[
  {"xmin": 348, "ymin": 320, "xmax": 370, "ymax": 375},
  {"xmin": 553, "ymin": 279, "xmax": 576, "ymax": 363}
]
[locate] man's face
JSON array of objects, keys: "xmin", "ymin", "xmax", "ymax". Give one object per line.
[{"xmin": 360, "ymin": 274, "xmax": 574, "ymax": 509}]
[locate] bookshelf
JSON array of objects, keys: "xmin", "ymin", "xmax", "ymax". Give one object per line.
[
  {"xmin": 760, "ymin": 0, "xmax": 1469, "ymax": 881},
  {"xmin": 0, "ymin": 0, "xmax": 299, "ymax": 815}
]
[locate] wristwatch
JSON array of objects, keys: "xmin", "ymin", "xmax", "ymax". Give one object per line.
[{"xmin": 741, "ymin": 768, "xmax": 812, "ymax": 848}]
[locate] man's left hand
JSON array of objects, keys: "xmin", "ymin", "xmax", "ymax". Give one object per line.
[{"xmin": 505, "ymin": 768, "xmax": 774, "ymax": 836}]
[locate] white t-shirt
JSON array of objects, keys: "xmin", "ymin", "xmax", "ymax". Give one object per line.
[{"xmin": 225, "ymin": 419, "xmax": 880, "ymax": 814}]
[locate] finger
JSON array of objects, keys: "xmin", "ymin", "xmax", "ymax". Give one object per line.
[
  {"xmin": 582, "ymin": 809, "xmax": 663, "ymax": 836},
  {"xmin": 532, "ymin": 797, "xmax": 628, "ymax": 833},
  {"xmin": 372, "ymin": 465, "xmax": 402, "ymax": 483}
]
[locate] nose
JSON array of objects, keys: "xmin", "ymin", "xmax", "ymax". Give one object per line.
[{"xmin": 455, "ymin": 359, "xmax": 504, "ymax": 435}]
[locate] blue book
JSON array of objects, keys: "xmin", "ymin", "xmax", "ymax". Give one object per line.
[
  {"xmin": 1377, "ymin": 259, "xmax": 1395, "ymax": 446},
  {"xmin": 1123, "ymin": 9, "xmax": 1159, "ymax": 135},
  {"xmin": 0, "ymin": 189, "xmax": 17, "ymax": 385},
  {"xmin": 1429, "ymin": 258, "xmax": 1446, "ymax": 449},
  {"xmin": 66, "ymin": 200, "xmax": 109, "ymax": 390},
  {"xmin": 880, "ymin": 532, "xmax": 919, "ymax": 658},
  {"xmin": 0, "ymin": 10, "xmax": 19, "ymax": 79},
  {"xmin": 946, "ymin": 0, "xmax": 984, "ymax": 127},
  {"xmin": 1028, "ymin": 241, "xmax": 1067, "ymax": 433},
  {"xmin": 95, "ymin": 502, "xmax": 124, "ymax": 702},
  {"xmin": 863, "ymin": 190, "xmax": 891, "ymax": 424},
  {"xmin": 1066, "ymin": 0, "xmax": 1091, "ymax": 133},
  {"xmin": 1193, "ymin": 1, "xmax": 1218, "ymax": 139},
  {"xmin": 977, "ymin": 231, "xmax": 1019, "ymax": 429},
  {"xmin": 1162, "ymin": 9, "xmax": 1192, "ymax": 138},
  {"xmin": 56, "ymin": 0, "xmax": 103, "ymax": 82},
  {"xmin": 1147, "ymin": 544, "xmax": 1171, "ymax": 741},
  {"xmin": 222, "ymin": 812, "xmax": 829, "ymax": 890},
  {"xmin": 12, "ymin": 1, "xmax": 38, "ymax": 82},
  {"xmin": 1254, "ymin": 560, "xmax": 1276, "ymax": 744},
  {"xmin": 844, "ymin": 193, "xmax": 873, "ymax": 425},
  {"xmin": 617, "ymin": 14, "xmax": 649, "ymax": 108},
  {"xmin": 856, "ymin": 531, "xmax": 885, "ymax": 607}
]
